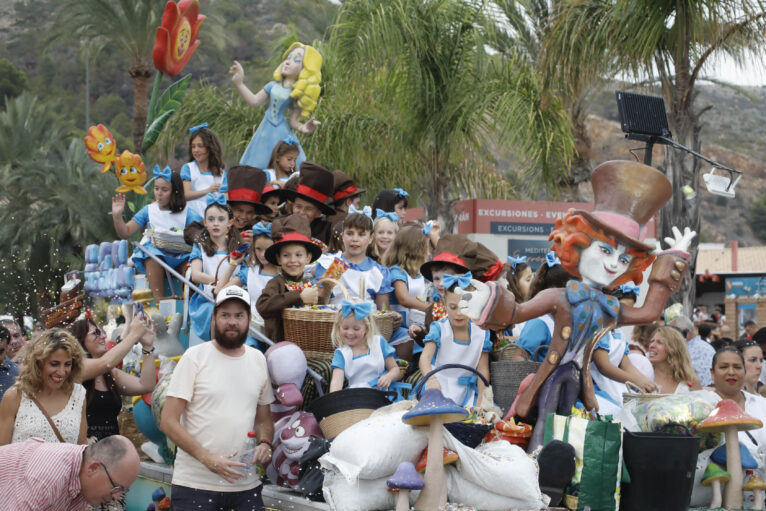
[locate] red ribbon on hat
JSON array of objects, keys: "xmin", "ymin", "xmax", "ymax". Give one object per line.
[
  {"xmin": 296, "ymin": 184, "xmax": 330, "ymax": 204},
  {"xmin": 480, "ymin": 260, "xmax": 504, "ymax": 283},
  {"xmin": 334, "ymin": 184, "xmax": 359, "ymax": 200},
  {"xmin": 275, "ymin": 231, "xmax": 314, "ymax": 245},
  {"xmin": 432, "ymin": 252, "xmax": 467, "ymax": 267},
  {"xmin": 228, "ymin": 188, "xmax": 262, "ymax": 203}
]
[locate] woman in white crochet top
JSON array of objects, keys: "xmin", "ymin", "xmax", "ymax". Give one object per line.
[{"xmin": 0, "ymin": 328, "xmax": 87, "ymax": 444}]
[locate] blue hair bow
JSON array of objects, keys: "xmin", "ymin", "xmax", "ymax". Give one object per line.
[
  {"xmin": 375, "ymin": 209, "xmax": 398, "ymax": 223},
  {"xmin": 442, "ymin": 271, "xmax": 473, "ymax": 290},
  {"xmin": 508, "ymin": 255, "xmax": 527, "ymax": 269},
  {"xmin": 393, "ymin": 188, "xmax": 409, "ymax": 199},
  {"xmin": 205, "ymin": 193, "xmax": 227, "ymax": 208},
  {"xmin": 341, "ymin": 300, "xmax": 375, "ymax": 321},
  {"xmin": 545, "ymin": 251, "xmax": 561, "ymax": 267},
  {"xmin": 283, "ymin": 135, "xmax": 299, "ymax": 146},
  {"xmin": 252, "ymin": 223, "xmax": 272, "ymax": 238},
  {"xmin": 619, "ymin": 283, "xmax": 641, "ymax": 296},
  {"xmin": 188, "ymin": 122, "xmax": 208, "ymax": 134},
  {"xmin": 422, "ymin": 221, "xmax": 433, "ymax": 236},
  {"xmin": 349, "ymin": 204, "xmax": 372, "ymax": 217},
  {"xmin": 153, "ymin": 165, "xmax": 172, "ymax": 183}
]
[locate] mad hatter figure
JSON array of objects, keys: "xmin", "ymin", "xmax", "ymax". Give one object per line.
[{"xmin": 457, "ymin": 161, "xmax": 696, "ymax": 450}]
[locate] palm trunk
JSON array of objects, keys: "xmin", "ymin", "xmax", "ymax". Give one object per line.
[{"xmin": 130, "ymin": 63, "xmax": 154, "ymax": 154}]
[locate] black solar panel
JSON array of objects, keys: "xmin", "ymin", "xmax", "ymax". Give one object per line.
[{"xmin": 615, "ymin": 91, "xmax": 672, "ymax": 139}]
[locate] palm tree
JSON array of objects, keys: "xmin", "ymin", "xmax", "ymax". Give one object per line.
[
  {"xmin": 0, "ymin": 93, "xmax": 115, "ymax": 313},
  {"xmin": 542, "ymin": 0, "xmax": 766, "ymax": 310},
  {"xmin": 322, "ymin": 0, "xmax": 574, "ymax": 225}
]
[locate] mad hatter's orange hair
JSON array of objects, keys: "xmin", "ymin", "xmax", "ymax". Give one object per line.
[{"xmin": 549, "ymin": 210, "xmax": 655, "ymax": 288}]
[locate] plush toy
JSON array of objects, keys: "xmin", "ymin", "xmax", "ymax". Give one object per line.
[
  {"xmin": 267, "ymin": 411, "xmax": 323, "ymax": 490},
  {"xmin": 229, "ymin": 42, "xmax": 322, "ymax": 171},
  {"xmin": 115, "ymin": 150, "xmax": 148, "ymax": 194},
  {"xmin": 265, "ymin": 341, "xmax": 308, "ymax": 422},
  {"xmin": 458, "ymin": 160, "xmax": 696, "ymax": 451},
  {"xmin": 151, "ymin": 312, "xmax": 184, "ymax": 357},
  {"xmin": 84, "ymin": 124, "xmax": 118, "ymax": 173}
]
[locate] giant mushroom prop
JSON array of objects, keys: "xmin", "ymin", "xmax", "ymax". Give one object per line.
[
  {"xmin": 697, "ymin": 399, "xmax": 763, "ymax": 509},
  {"xmin": 701, "ymin": 463, "xmax": 730, "ymax": 509},
  {"xmin": 744, "ymin": 472, "xmax": 766, "ymax": 510},
  {"xmin": 402, "ymin": 388, "xmax": 469, "ymax": 511},
  {"xmin": 387, "ymin": 461, "xmax": 425, "ymax": 511}
]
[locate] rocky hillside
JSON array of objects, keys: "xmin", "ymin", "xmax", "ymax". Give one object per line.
[{"xmin": 582, "ymin": 85, "xmax": 766, "ymax": 246}]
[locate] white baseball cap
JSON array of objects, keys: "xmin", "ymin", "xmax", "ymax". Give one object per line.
[{"xmin": 214, "ymin": 286, "xmax": 251, "ymax": 308}]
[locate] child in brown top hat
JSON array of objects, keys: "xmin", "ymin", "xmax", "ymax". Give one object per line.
[
  {"xmin": 282, "ymin": 162, "xmax": 336, "ymax": 246},
  {"xmin": 256, "ymin": 214, "xmax": 330, "ymax": 342},
  {"xmin": 328, "ymin": 170, "xmax": 366, "ymax": 252}
]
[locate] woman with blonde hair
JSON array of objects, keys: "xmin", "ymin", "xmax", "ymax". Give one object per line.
[
  {"xmin": 230, "ymin": 42, "xmax": 323, "ymax": 171},
  {"xmin": 647, "ymin": 326, "xmax": 701, "ymax": 393},
  {"xmin": 0, "ymin": 328, "xmax": 87, "ymax": 444}
]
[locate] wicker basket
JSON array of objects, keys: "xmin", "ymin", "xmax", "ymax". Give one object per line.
[
  {"xmin": 490, "ymin": 341, "xmax": 521, "ymax": 362},
  {"xmin": 148, "ymin": 229, "xmax": 192, "ymax": 253},
  {"xmin": 489, "ymin": 345, "xmax": 545, "ymax": 415},
  {"xmin": 307, "ymin": 387, "xmax": 395, "ymax": 439},
  {"xmin": 622, "ymin": 382, "xmax": 672, "ymax": 405},
  {"xmin": 283, "ymin": 278, "xmax": 399, "ymax": 356}
]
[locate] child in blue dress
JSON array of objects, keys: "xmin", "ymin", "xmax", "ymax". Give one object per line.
[
  {"xmin": 372, "ymin": 188, "xmax": 409, "ymax": 226},
  {"xmin": 264, "ymin": 138, "xmax": 300, "ymax": 186},
  {"xmin": 419, "ymin": 273, "xmax": 492, "ymax": 406},
  {"xmin": 112, "ymin": 166, "xmax": 202, "ymax": 302},
  {"xmin": 240, "ymin": 223, "xmax": 278, "ymax": 313},
  {"xmin": 314, "ymin": 213, "xmax": 393, "ymax": 311},
  {"xmin": 181, "ymin": 124, "xmax": 228, "ymax": 218},
  {"xmin": 187, "ymin": 194, "xmax": 244, "ymax": 342},
  {"xmin": 329, "ymin": 299, "xmax": 400, "ymax": 392},
  {"xmin": 383, "ymin": 225, "xmax": 430, "ymax": 361}
]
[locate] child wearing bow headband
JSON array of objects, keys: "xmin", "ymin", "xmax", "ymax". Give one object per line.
[
  {"xmin": 370, "ymin": 212, "xmax": 399, "ymax": 263},
  {"xmin": 112, "ymin": 167, "xmax": 202, "ymax": 302},
  {"xmin": 418, "ymin": 273, "xmax": 492, "ymax": 407},
  {"xmin": 383, "ymin": 226, "xmax": 431, "ymax": 361},
  {"xmin": 329, "ymin": 299, "xmax": 400, "ymax": 392},
  {"xmin": 187, "ymin": 194, "xmax": 245, "ymax": 341},
  {"xmin": 182, "ymin": 124, "xmax": 228, "ymax": 218},
  {"xmin": 506, "ymin": 255, "xmax": 533, "ymax": 303},
  {"xmin": 372, "ymin": 189, "xmax": 409, "ymax": 226},
  {"xmin": 265, "ymin": 138, "xmax": 300, "ymax": 186}
]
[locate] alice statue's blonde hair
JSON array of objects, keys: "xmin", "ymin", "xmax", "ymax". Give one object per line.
[{"xmin": 273, "ymin": 42, "xmax": 322, "ymax": 118}]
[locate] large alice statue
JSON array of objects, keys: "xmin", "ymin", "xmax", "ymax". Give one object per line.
[
  {"xmin": 458, "ymin": 161, "xmax": 696, "ymax": 450},
  {"xmin": 229, "ymin": 42, "xmax": 322, "ymax": 171}
]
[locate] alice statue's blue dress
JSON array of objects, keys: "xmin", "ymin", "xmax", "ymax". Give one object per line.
[{"xmin": 239, "ymin": 81, "xmax": 307, "ymax": 171}]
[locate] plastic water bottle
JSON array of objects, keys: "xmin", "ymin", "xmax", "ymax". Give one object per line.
[{"xmin": 238, "ymin": 432, "xmax": 257, "ymax": 482}]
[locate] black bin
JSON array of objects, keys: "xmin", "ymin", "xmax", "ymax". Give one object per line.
[{"xmin": 620, "ymin": 431, "xmax": 700, "ymax": 511}]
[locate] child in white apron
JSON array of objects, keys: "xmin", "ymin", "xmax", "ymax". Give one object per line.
[
  {"xmin": 329, "ymin": 299, "xmax": 400, "ymax": 392},
  {"xmin": 419, "ymin": 274, "xmax": 492, "ymax": 407},
  {"xmin": 181, "ymin": 124, "xmax": 228, "ymax": 217},
  {"xmin": 187, "ymin": 194, "xmax": 244, "ymax": 341}
]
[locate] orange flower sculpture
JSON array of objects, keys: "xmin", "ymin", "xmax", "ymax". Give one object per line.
[
  {"xmin": 84, "ymin": 124, "xmax": 118, "ymax": 174},
  {"xmin": 114, "ymin": 150, "xmax": 148, "ymax": 194},
  {"xmin": 152, "ymin": 0, "xmax": 205, "ymax": 76}
]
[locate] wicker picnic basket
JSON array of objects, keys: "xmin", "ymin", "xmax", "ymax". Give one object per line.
[
  {"xmin": 490, "ymin": 339, "xmax": 520, "ymax": 361},
  {"xmin": 489, "ymin": 345, "xmax": 545, "ymax": 415},
  {"xmin": 148, "ymin": 228, "xmax": 192, "ymax": 253},
  {"xmin": 307, "ymin": 387, "xmax": 396, "ymax": 439},
  {"xmin": 282, "ymin": 278, "xmax": 399, "ymax": 359}
]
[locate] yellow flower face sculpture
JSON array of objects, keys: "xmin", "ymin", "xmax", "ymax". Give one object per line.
[
  {"xmin": 84, "ymin": 124, "xmax": 118, "ymax": 174},
  {"xmin": 114, "ymin": 150, "xmax": 148, "ymax": 195}
]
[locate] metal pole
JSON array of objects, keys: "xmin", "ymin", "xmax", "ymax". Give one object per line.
[{"xmin": 131, "ymin": 242, "xmax": 326, "ymax": 392}]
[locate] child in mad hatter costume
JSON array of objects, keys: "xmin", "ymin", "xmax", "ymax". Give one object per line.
[
  {"xmin": 226, "ymin": 165, "xmax": 274, "ymax": 234},
  {"xmin": 282, "ymin": 162, "xmax": 336, "ymax": 246},
  {"xmin": 458, "ymin": 160, "xmax": 696, "ymax": 450}
]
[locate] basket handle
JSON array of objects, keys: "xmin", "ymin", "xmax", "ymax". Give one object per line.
[
  {"xmin": 413, "ymin": 363, "xmax": 490, "ymax": 400},
  {"xmin": 317, "ymin": 277, "xmax": 349, "ymax": 300},
  {"xmin": 625, "ymin": 381, "xmax": 645, "ymax": 394}
]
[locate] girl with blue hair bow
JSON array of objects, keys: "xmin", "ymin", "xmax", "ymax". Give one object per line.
[
  {"xmin": 419, "ymin": 272, "xmax": 492, "ymax": 407},
  {"xmin": 112, "ymin": 166, "xmax": 202, "ymax": 302},
  {"xmin": 329, "ymin": 299, "xmax": 400, "ymax": 392},
  {"xmin": 264, "ymin": 138, "xmax": 301, "ymax": 186},
  {"xmin": 187, "ymin": 193, "xmax": 245, "ymax": 342}
]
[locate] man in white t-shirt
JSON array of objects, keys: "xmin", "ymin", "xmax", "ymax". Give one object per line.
[{"xmin": 161, "ymin": 286, "xmax": 275, "ymax": 510}]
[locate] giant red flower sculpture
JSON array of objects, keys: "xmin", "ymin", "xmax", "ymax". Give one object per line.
[{"xmin": 152, "ymin": 0, "xmax": 205, "ymax": 76}]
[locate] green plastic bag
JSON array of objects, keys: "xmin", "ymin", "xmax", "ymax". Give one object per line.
[{"xmin": 543, "ymin": 412, "xmax": 623, "ymax": 511}]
